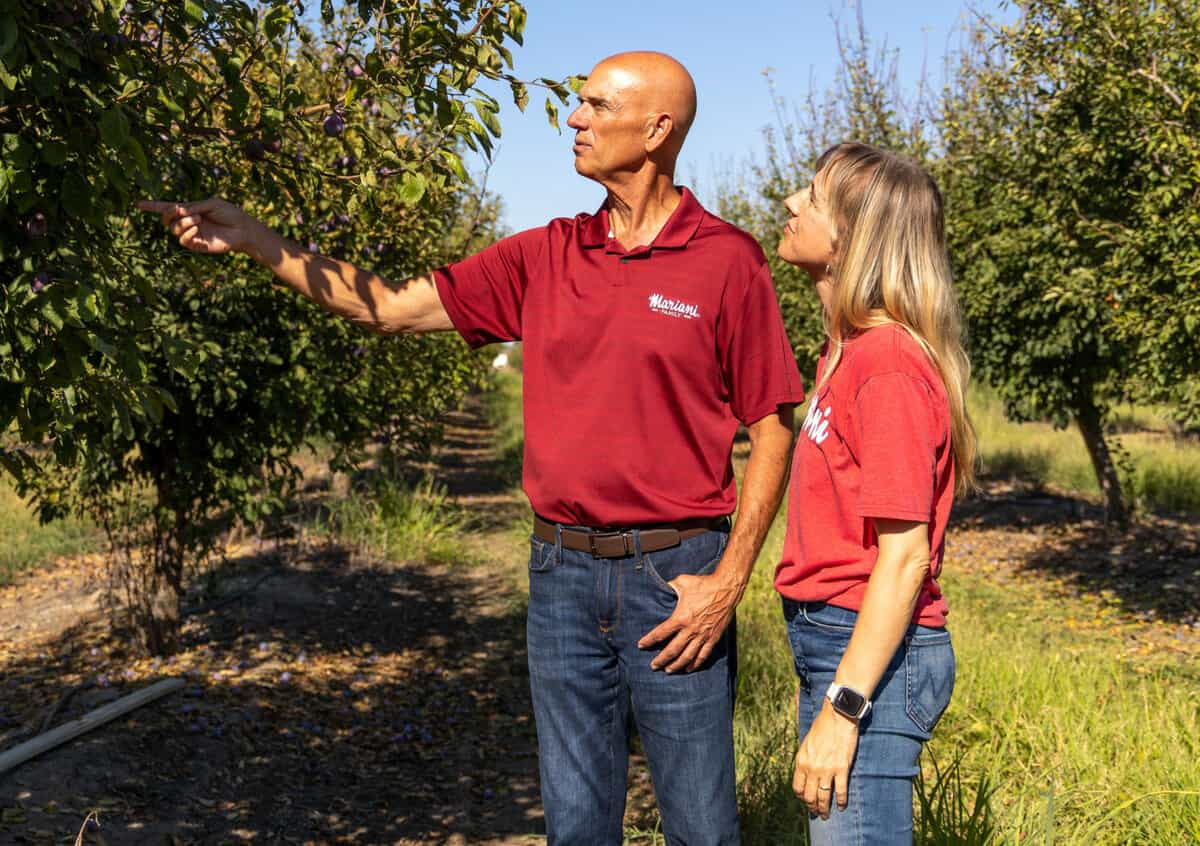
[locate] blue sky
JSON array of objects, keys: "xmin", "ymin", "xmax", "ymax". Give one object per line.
[{"xmin": 464, "ymin": 0, "xmax": 1008, "ymax": 233}]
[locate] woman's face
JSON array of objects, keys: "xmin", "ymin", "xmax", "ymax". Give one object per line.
[{"xmin": 777, "ymin": 170, "xmax": 837, "ymax": 274}]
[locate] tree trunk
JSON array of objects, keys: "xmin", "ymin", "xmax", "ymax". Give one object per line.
[{"xmin": 1075, "ymin": 398, "xmax": 1130, "ymax": 530}]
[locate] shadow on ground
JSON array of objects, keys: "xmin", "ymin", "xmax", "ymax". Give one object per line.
[
  {"xmin": 0, "ymin": 543, "xmax": 543, "ymax": 846},
  {"xmin": 953, "ymin": 480, "xmax": 1200, "ymax": 626}
]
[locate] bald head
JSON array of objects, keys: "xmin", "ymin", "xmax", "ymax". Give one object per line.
[
  {"xmin": 566, "ymin": 51, "xmax": 698, "ymax": 182},
  {"xmin": 591, "ymin": 51, "xmax": 697, "ymax": 151}
]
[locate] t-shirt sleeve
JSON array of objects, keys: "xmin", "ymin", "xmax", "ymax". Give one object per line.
[
  {"xmin": 852, "ymin": 372, "xmax": 943, "ymax": 522},
  {"xmin": 432, "ymin": 227, "xmax": 545, "ymax": 348},
  {"xmin": 717, "ymin": 261, "xmax": 806, "ymax": 424}
]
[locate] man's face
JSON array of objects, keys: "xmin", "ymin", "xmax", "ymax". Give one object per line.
[{"xmin": 566, "ymin": 63, "xmax": 650, "ymax": 182}]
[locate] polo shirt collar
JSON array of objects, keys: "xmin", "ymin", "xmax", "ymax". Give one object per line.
[{"xmin": 579, "ymin": 186, "xmax": 705, "ymax": 251}]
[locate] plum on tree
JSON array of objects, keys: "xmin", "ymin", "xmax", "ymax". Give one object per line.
[
  {"xmin": 25, "ymin": 212, "xmax": 47, "ymax": 238},
  {"xmin": 243, "ymin": 139, "xmax": 266, "ymax": 161},
  {"xmin": 323, "ymin": 112, "xmax": 346, "ymax": 136}
]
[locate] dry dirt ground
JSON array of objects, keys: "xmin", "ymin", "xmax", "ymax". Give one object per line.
[
  {"xmin": 1, "ymin": 398, "xmax": 1197, "ymax": 845},
  {"xmin": 0, "ymin": 403, "xmax": 551, "ymax": 846}
]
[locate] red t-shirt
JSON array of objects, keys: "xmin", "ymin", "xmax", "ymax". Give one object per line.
[
  {"xmin": 774, "ymin": 323, "xmax": 954, "ymax": 626},
  {"xmin": 434, "ymin": 188, "xmax": 805, "ymax": 527}
]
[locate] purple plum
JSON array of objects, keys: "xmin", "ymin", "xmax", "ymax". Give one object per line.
[
  {"xmin": 243, "ymin": 138, "xmax": 266, "ymax": 162},
  {"xmin": 323, "ymin": 112, "xmax": 345, "ymax": 137},
  {"xmin": 25, "ymin": 212, "xmax": 47, "ymax": 238}
]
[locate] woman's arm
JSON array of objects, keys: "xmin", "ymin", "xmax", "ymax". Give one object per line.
[{"xmin": 793, "ymin": 518, "xmax": 930, "ymax": 818}]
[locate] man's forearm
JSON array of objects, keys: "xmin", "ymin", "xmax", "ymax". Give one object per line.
[
  {"xmin": 240, "ymin": 221, "xmax": 436, "ymax": 335},
  {"xmin": 713, "ymin": 409, "xmax": 796, "ymax": 598}
]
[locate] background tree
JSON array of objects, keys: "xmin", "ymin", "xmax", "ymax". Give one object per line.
[
  {"xmin": 714, "ymin": 7, "xmax": 933, "ymax": 376},
  {"xmin": 719, "ymin": 0, "xmax": 1200, "ymax": 527},
  {"xmin": 940, "ymin": 0, "xmax": 1200, "ymax": 527},
  {"xmin": 1, "ymin": 0, "xmax": 576, "ymax": 652}
]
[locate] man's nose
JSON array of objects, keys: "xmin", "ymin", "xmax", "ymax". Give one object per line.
[{"xmin": 566, "ymin": 106, "xmax": 586, "ymax": 130}]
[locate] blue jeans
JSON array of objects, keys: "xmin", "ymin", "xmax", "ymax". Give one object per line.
[
  {"xmin": 782, "ymin": 599, "xmax": 956, "ymax": 846},
  {"xmin": 526, "ymin": 524, "xmax": 741, "ymax": 846}
]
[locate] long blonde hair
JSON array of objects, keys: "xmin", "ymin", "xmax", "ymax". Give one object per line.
[{"xmin": 814, "ymin": 142, "xmax": 978, "ymax": 495}]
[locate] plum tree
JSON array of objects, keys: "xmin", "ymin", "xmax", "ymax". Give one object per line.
[{"xmin": 1, "ymin": 0, "xmax": 578, "ymax": 652}]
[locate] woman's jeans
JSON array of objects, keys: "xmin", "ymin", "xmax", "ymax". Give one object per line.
[
  {"xmin": 526, "ymin": 525, "xmax": 741, "ymax": 846},
  {"xmin": 782, "ymin": 599, "xmax": 956, "ymax": 846}
]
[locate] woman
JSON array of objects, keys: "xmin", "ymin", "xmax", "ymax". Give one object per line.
[{"xmin": 773, "ymin": 142, "xmax": 977, "ymax": 845}]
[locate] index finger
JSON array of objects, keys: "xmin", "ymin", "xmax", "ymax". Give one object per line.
[
  {"xmin": 637, "ymin": 613, "xmax": 683, "ymax": 649},
  {"xmin": 136, "ymin": 200, "xmax": 183, "ymax": 214}
]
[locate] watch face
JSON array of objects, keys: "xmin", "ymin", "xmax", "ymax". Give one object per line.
[{"xmin": 833, "ymin": 687, "xmax": 866, "ymax": 715}]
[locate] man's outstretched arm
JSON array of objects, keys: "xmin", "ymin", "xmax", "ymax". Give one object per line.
[{"xmin": 137, "ymin": 198, "xmax": 453, "ymax": 335}]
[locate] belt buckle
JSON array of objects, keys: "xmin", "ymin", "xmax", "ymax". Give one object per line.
[{"xmin": 589, "ymin": 530, "xmax": 631, "ymax": 558}]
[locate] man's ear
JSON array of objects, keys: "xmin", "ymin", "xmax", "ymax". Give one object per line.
[{"xmin": 645, "ymin": 113, "xmax": 675, "ymax": 153}]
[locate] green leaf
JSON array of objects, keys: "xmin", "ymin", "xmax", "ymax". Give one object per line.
[
  {"xmin": 440, "ymin": 149, "xmax": 467, "ymax": 182},
  {"xmin": 509, "ymin": 5, "xmax": 526, "ymax": 45},
  {"xmin": 398, "ymin": 173, "xmax": 427, "ymax": 205},
  {"xmin": 0, "ymin": 17, "xmax": 17, "ymax": 60},
  {"xmin": 510, "ymin": 81, "xmax": 528, "ymax": 113},
  {"xmin": 475, "ymin": 100, "xmax": 501, "ymax": 136},
  {"xmin": 99, "ymin": 107, "xmax": 130, "ymax": 149},
  {"xmin": 263, "ymin": 5, "xmax": 292, "ymax": 40},
  {"xmin": 40, "ymin": 140, "xmax": 68, "ymax": 166},
  {"xmin": 158, "ymin": 90, "xmax": 185, "ymax": 121},
  {"xmin": 545, "ymin": 97, "xmax": 560, "ymax": 133},
  {"xmin": 183, "ymin": 0, "xmax": 205, "ymax": 24},
  {"xmin": 0, "ymin": 16, "xmax": 15, "ymax": 61},
  {"xmin": 60, "ymin": 171, "xmax": 92, "ymax": 219}
]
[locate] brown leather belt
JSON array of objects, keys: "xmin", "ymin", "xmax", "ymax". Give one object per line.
[{"xmin": 533, "ymin": 514, "xmax": 729, "ymax": 559}]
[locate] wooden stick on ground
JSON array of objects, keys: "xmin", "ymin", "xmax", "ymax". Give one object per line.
[{"xmin": 0, "ymin": 678, "xmax": 185, "ymax": 776}]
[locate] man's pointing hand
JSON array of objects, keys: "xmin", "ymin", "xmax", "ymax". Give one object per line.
[{"xmin": 137, "ymin": 198, "xmax": 258, "ymax": 255}]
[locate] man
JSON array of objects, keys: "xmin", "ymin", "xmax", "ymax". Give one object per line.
[{"xmin": 141, "ymin": 51, "xmax": 803, "ymax": 846}]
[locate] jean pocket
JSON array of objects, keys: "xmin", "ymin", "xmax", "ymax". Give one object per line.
[
  {"xmin": 644, "ymin": 531, "xmax": 728, "ymax": 595},
  {"xmin": 528, "ymin": 534, "xmax": 558, "ymax": 572},
  {"xmin": 904, "ymin": 630, "xmax": 956, "ymax": 734},
  {"xmin": 799, "ymin": 602, "xmax": 858, "ymax": 634}
]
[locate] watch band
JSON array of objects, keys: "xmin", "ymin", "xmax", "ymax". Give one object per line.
[{"xmin": 826, "ymin": 682, "xmax": 872, "ymax": 721}]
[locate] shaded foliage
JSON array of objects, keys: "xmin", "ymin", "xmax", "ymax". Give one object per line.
[
  {"xmin": 0, "ymin": 0, "xmax": 575, "ymax": 650},
  {"xmin": 941, "ymin": 0, "xmax": 1200, "ymax": 525}
]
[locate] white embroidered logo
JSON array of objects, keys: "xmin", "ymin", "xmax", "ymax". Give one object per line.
[
  {"xmin": 800, "ymin": 396, "xmax": 832, "ymax": 444},
  {"xmin": 648, "ymin": 293, "xmax": 701, "ymax": 320}
]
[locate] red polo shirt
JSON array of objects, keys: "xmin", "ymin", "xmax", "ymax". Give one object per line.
[{"xmin": 434, "ymin": 188, "xmax": 804, "ymax": 527}]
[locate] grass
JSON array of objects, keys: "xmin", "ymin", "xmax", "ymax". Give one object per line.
[
  {"xmin": 483, "ymin": 367, "xmax": 1200, "ymax": 845},
  {"xmin": 0, "ymin": 476, "xmax": 98, "ymax": 586},
  {"xmin": 730, "ymin": 514, "xmax": 1200, "ymax": 845},
  {"xmin": 972, "ymin": 389, "xmax": 1200, "ymax": 516},
  {"xmin": 484, "ymin": 359, "xmax": 525, "ymax": 488},
  {"xmin": 311, "ymin": 475, "xmax": 469, "ymax": 566}
]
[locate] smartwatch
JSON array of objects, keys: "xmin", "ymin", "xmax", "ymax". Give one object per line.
[{"xmin": 826, "ymin": 682, "xmax": 872, "ymax": 721}]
